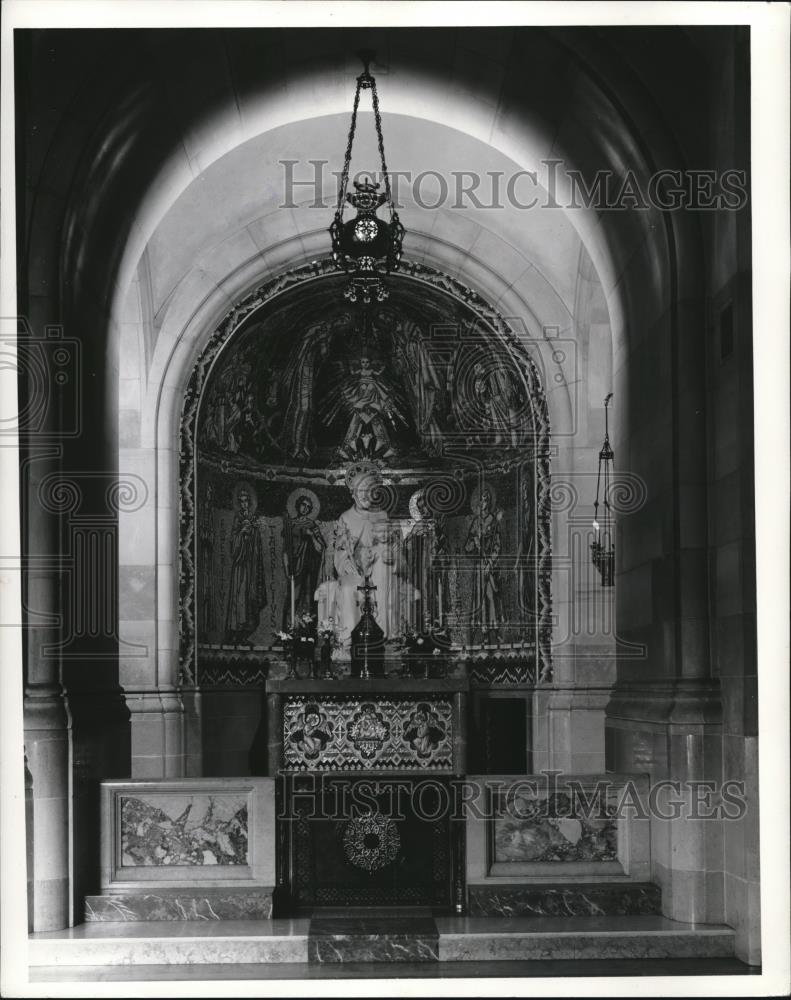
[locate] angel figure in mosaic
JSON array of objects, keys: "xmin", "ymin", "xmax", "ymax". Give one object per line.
[{"xmin": 280, "ymin": 320, "xmax": 333, "ymax": 462}]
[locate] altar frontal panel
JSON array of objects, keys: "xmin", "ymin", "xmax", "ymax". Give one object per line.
[{"xmin": 282, "ymin": 695, "xmax": 455, "ymax": 771}]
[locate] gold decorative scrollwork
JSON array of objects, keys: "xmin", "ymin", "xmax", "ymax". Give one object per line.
[{"xmin": 342, "ymin": 812, "xmax": 400, "ymax": 872}]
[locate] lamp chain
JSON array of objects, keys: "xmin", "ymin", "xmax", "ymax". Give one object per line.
[
  {"xmin": 336, "ymin": 68, "xmax": 397, "ymax": 220},
  {"xmin": 368, "ymin": 76, "xmax": 394, "ymax": 209},
  {"xmin": 336, "ymin": 78, "xmax": 362, "ymax": 216}
]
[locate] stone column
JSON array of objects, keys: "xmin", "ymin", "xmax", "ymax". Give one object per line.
[
  {"xmin": 24, "ymin": 682, "xmax": 71, "ymax": 931},
  {"xmin": 604, "ymin": 224, "xmax": 725, "ymax": 927},
  {"xmin": 22, "ymin": 434, "xmax": 74, "ymax": 931}
]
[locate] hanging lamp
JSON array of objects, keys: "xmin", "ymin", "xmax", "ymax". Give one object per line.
[
  {"xmin": 329, "ymin": 54, "xmax": 405, "ymax": 305},
  {"xmin": 591, "ymin": 393, "xmax": 615, "ymax": 587}
]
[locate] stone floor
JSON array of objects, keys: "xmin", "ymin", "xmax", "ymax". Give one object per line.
[{"xmin": 30, "ymin": 957, "xmax": 757, "ymax": 983}]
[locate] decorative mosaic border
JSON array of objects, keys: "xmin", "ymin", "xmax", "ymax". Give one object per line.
[
  {"xmin": 179, "ymin": 258, "xmax": 552, "ymax": 685},
  {"xmin": 468, "ymin": 655, "xmax": 539, "ymax": 686}
]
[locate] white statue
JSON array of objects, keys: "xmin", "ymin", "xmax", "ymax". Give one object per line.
[{"xmin": 330, "ymin": 462, "xmax": 405, "ymax": 650}]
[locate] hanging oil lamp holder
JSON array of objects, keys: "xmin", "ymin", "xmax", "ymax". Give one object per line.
[
  {"xmin": 591, "ymin": 393, "xmax": 615, "ymax": 587},
  {"xmin": 329, "ymin": 55, "xmax": 405, "ymax": 305}
]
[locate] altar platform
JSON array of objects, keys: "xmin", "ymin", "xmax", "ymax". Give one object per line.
[{"xmin": 29, "ymin": 914, "xmax": 740, "ymax": 976}]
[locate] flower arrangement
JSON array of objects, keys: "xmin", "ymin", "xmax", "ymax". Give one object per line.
[
  {"xmin": 276, "ymin": 612, "xmax": 318, "ymax": 679},
  {"xmin": 396, "ymin": 619, "xmax": 451, "ymax": 677},
  {"xmin": 317, "ymin": 617, "xmax": 340, "ymax": 650},
  {"xmin": 316, "ymin": 617, "xmax": 340, "ymax": 679},
  {"xmin": 275, "ymin": 611, "xmax": 317, "ymax": 654}
]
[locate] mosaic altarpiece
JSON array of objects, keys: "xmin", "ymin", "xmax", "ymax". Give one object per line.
[
  {"xmin": 178, "ymin": 261, "xmax": 552, "ymax": 910},
  {"xmin": 179, "ymin": 260, "xmax": 552, "ymax": 687}
]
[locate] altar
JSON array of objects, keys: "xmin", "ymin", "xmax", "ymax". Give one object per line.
[{"xmin": 266, "ymin": 676, "xmax": 468, "ymax": 913}]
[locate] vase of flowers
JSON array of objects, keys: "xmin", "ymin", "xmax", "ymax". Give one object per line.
[
  {"xmin": 396, "ymin": 620, "xmax": 452, "ymax": 678},
  {"xmin": 317, "ymin": 618, "xmax": 340, "ymax": 679},
  {"xmin": 274, "ymin": 612, "xmax": 317, "ymax": 679}
]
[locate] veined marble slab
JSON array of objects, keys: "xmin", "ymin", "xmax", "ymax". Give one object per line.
[
  {"xmin": 468, "ymin": 882, "xmax": 661, "ymax": 917},
  {"xmin": 29, "ymin": 915, "xmax": 736, "ymax": 967},
  {"xmin": 493, "ymin": 790, "xmax": 618, "ymax": 863},
  {"xmin": 100, "ymin": 778, "xmax": 275, "ymax": 891},
  {"xmin": 29, "ymin": 920, "xmax": 311, "ymax": 966},
  {"xmin": 308, "ymin": 917, "xmax": 439, "ymax": 963},
  {"xmin": 120, "ymin": 794, "xmax": 248, "ymax": 867},
  {"xmin": 434, "ymin": 915, "xmax": 736, "ymax": 962},
  {"xmin": 84, "ymin": 889, "xmax": 273, "ymax": 921}
]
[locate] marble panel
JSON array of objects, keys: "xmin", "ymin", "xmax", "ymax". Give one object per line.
[
  {"xmin": 308, "ymin": 917, "xmax": 439, "ymax": 963},
  {"xmin": 492, "ymin": 787, "xmax": 618, "ymax": 864},
  {"xmin": 100, "ymin": 778, "xmax": 275, "ymax": 889},
  {"xmin": 465, "ymin": 774, "xmax": 651, "ymax": 885},
  {"xmin": 84, "ymin": 889, "xmax": 272, "ymax": 921},
  {"xmin": 468, "ymin": 883, "xmax": 662, "ymax": 917},
  {"xmin": 119, "ymin": 793, "xmax": 248, "ymax": 867}
]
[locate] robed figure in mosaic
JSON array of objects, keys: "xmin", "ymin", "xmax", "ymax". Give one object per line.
[
  {"xmin": 402, "ymin": 489, "xmax": 449, "ymax": 629},
  {"xmin": 224, "ymin": 485, "xmax": 267, "ymax": 643},
  {"xmin": 281, "ymin": 489, "xmax": 326, "ymax": 628},
  {"xmin": 465, "ymin": 485, "xmax": 503, "ymax": 643},
  {"xmin": 281, "ymin": 321, "xmax": 332, "ymax": 462}
]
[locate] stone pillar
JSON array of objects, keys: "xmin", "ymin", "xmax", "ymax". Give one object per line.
[
  {"xmin": 24, "ymin": 682, "xmax": 72, "ymax": 931},
  {"xmin": 122, "ymin": 689, "xmax": 184, "ymax": 778},
  {"xmin": 22, "ymin": 442, "xmax": 74, "ymax": 931},
  {"xmin": 604, "ymin": 226, "xmax": 726, "ymax": 928},
  {"xmin": 546, "ymin": 504, "xmax": 617, "ymax": 775}
]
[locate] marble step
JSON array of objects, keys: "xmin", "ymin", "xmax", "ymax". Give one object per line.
[
  {"xmin": 29, "ymin": 920, "xmax": 311, "ymax": 966},
  {"xmin": 435, "ymin": 916, "xmax": 736, "ymax": 962},
  {"xmin": 29, "ymin": 915, "xmax": 736, "ymax": 966},
  {"xmin": 468, "ymin": 882, "xmax": 662, "ymax": 917},
  {"xmin": 308, "ymin": 916, "xmax": 439, "ymax": 963}
]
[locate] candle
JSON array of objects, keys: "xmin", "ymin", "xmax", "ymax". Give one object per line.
[
  {"xmin": 290, "ymin": 576, "xmax": 295, "ymax": 627},
  {"xmin": 437, "ymin": 580, "xmax": 443, "ymax": 626}
]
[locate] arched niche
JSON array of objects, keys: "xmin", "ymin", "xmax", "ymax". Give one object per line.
[{"xmin": 179, "ymin": 260, "xmax": 553, "ymax": 685}]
